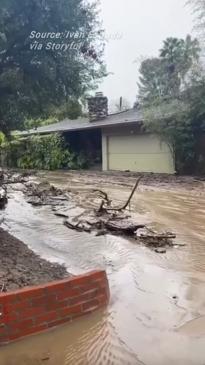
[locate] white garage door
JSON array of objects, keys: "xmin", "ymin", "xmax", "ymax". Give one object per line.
[{"xmin": 107, "ymin": 134, "xmax": 174, "ymax": 173}]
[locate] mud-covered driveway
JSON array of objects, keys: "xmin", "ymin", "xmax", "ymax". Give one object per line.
[{"xmin": 1, "ymin": 171, "xmax": 205, "ymax": 365}]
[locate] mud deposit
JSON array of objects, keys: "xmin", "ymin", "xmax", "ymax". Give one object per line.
[
  {"xmin": 0, "ymin": 228, "xmax": 68, "ymax": 291},
  {"xmin": 1, "ymin": 171, "xmax": 205, "ymax": 365}
]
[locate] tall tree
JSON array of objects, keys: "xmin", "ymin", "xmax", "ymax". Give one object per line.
[
  {"xmin": 187, "ymin": 0, "xmax": 205, "ymax": 50},
  {"xmin": 138, "ymin": 35, "xmax": 203, "ymax": 173},
  {"xmin": 0, "ymin": 0, "xmax": 106, "ymax": 134},
  {"xmin": 138, "ymin": 58, "xmax": 168, "ymax": 103},
  {"xmin": 160, "ymin": 36, "xmax": 200, "ymax": 93},
  {"xmin": 138, "ymin": 35, "xmax": 200, "ymax": 104}
]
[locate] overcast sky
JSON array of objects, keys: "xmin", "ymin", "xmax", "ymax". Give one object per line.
[{"xmin": 96, "ymin": 0, "xmax": 194, "ymax": 107}]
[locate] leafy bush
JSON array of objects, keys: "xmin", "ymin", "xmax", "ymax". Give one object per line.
[
  {"xmin": 0, "ymin": 132, "xmax": 5, "ymax": 146},
  {"xmin": 2, "ymin": 133, "xmax": 89, "ymax": 171},
  {"xmin": 67, "ymin": 151, "xmax": 89, "ymax": 170}
]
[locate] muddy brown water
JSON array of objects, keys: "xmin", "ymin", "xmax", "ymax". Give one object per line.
[{"xmin": 1, "ymin": 172, "xmax": 205, "ymax": 365}]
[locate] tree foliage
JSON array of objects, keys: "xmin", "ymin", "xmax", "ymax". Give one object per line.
[
  {"xmin": 138, "ymin": 58, "xmax": 168, "ymax": 103},
  {"xmin": 24, "ymin": 99, "xmax": 83, "ymax": 130},
  {"xmin": 0, "ymin": 132, "xmax": 5, "ymax": 145},
  {"xmin": 138, "ymin": 35, "xmax": 200, "ymax": 103},
  {"xmin": 187, "ymin": 0, "xmax": 205, "ymax": 49},
  {"xmin": 138, "ymin": 35, "xmax": 205, "ymax": 174},
  {"xmin": 2, "ymin": 133, "xmax": 89, "ymax": 170},
  {"xmin": 144, "ymin": 100, "xmax": 196, "ymax": 173},
  {"xmin": 0, "ymin": 0, "xmax": 106, "ymax": 134}
]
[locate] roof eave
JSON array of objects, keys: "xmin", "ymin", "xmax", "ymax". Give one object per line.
[{"xmin": 18, "ymin": 119, "xmax": 143, "ymax": 137}]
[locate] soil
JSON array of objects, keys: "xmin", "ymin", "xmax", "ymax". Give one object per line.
[
  {"xmin": 49, "ymin": 170, "xmax": 204, "ymax": 194},
  {"xmin": 0, "ymin": 228, "xmax": 68, "ymax": 292}
]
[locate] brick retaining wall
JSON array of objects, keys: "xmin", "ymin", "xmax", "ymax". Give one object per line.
[{"xmin": 0, "ymin": 270, "xmax": 109, "ymax": 344}]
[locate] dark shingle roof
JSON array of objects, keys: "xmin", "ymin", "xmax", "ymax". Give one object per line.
[{"xmin": 19, "ymin": 109, "xmax": 143, "ymax": 136}]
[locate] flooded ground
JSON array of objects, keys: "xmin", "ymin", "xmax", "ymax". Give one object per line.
[{"xmin": 1, "ymin": 171, "xmax": 205, "ymax": 365}]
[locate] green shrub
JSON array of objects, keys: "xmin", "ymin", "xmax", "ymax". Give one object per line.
[
  {"xmin": 2, "ymin": 133, "xmax": 89, "ymax": 170},
  {"xmin": 0, "ymin": 132, "xmax": 5, "ymax": 146}
]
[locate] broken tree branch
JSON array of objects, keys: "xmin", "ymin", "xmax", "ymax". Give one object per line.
[
  {"xmin": 100, "ymin": 176, "xmax": 142, "ymax": 213},
  {"xmin": 119, "ymin": 176, "xmax": 142, "ymax": 210},
  {"xmin": 92, "ymin": 189, "xmax": 111, "ymax": 204}
]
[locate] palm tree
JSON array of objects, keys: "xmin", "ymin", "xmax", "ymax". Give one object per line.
[
  {"xmin": 159, "ymin": 36, "xmax": 200, "ymax": 95},
  {"xmin": 160, "ymin": 38, "xmax": 183, "ymax": 61}
]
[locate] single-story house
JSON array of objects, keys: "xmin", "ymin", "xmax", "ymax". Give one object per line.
[{"xmin": 20, "ymin": 93, "xmax": 175, "ymax": 174}]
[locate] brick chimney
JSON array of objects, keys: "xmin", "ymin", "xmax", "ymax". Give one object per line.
[{"xmin": 87, "ymin": 92, "xmax": 108, "ymax": 122}]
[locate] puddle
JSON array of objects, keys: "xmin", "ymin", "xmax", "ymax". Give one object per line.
[{"xmin": 1, "ymin": 172, "xmax": 205, "ymax": 365}]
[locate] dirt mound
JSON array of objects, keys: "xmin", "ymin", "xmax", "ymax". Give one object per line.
[{"xmin": 0, "ymin": 228, "xmax": 68, "ymax": 292}]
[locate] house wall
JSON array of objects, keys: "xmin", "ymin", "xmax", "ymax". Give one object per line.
[{"xmin": 102, "ymin": 126, "xmax": 175, "ymax": 174}]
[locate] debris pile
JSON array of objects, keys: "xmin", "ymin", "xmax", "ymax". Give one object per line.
[
  {"xmin": 25, "ymin": 181, "xmax": 67, "ymax": 206},
  {"xmin": 61, "ymin": 177, "xmax": 177, "ymax": 250},
  {"xmin": 1, "ymin": 171, "xmax": 178, "ymax": 252}
]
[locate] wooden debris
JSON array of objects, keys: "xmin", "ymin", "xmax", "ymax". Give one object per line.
[
  {"xmin": 64, "ymin": 220, "xmax": 83, "ymax": 232},
  {"xmin": 136, "ymin": 227, "xmax": 176, "ymax": 247},
  {"xmin": 0, "ymin": 187, "xmax": 7, "ymax": 209},
  {"xmin": 155, "ymin": 248, "xmax": 166, "ymax": 254},
  {"xmin": 1, "ymin": 283, "xmax": 5, "ymax": 292},
  {"xmin": 118, "ymin": 177, "xmax": 142, "ymax": 210},
  {"xmin": 2, "ymin": 171, "xmax": 177, "ymax": 249},
  {"xmin": 139, "ymin": 233, "xmax": 176, "ymax": 240},
  {"xmin": 104, "ymin": 221, "xmax": 145, "ymax": 235},
  {"xmin": 64, "ymin": 220, "xmax": 92, "ymax": 233},
  {"xmin": 54, "ymin": 212, "xmax": 69, "ymax": 218},
  {"xmin": 95, "ymin": 229, "xmax": 108, "ymax": 236},
  {"xmin": 92, "ymin": 189, "xmax": 111, "ymax": 205},
  {"xmin": 97, "ymin": 177, "xmax": 142, "ymax": 214},
  {"xmin": 61, "ymin": 178, "xmax": 177, "ymax": 247}
]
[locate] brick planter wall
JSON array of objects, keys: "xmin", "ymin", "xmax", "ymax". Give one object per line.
[{"xmin": 0, "ymin": 270, "xmax": 109, "ymax": 345}]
